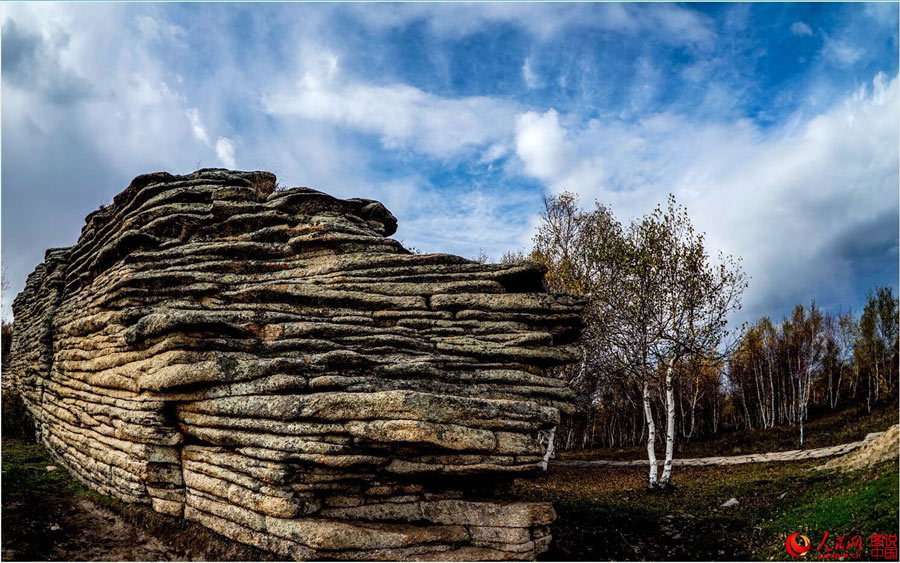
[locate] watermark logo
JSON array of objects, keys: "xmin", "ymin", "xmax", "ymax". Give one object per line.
[
  {"xmin": 785, "ymin": 532, "xmax": 897, "ymax": 560},
  {"xmin": 786, "ymin": 533, "xmax": 812, "ymax": 557}
]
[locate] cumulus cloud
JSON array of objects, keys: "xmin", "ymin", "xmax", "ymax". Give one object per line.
[
  {"xmin": 0, "ymin": 3, "xmax": 532, "ymax": 319},
  {"xmin": 514, "ymin": 73, "xmax": 899, "ymax": 324},
  {"xmin": 2, "ymin": 2, "xmax": 895, "ymax": 328},
  {"xmin": 514, "ymin": 110, "xmax": 569, "ymax": 181},
  {"xmin": 1, "ymin": 18, "xmax": 92, "ymax": 104},
  {"xmin": 791, "ymin": 21, "xmax": 813, "ymax": 36}
]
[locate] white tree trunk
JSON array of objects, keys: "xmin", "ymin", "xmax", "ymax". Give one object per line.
[
  {"xmin": 642, "ymin": 378, "xmax": 658, "ymax": 487},
  {"xmin": 659, "ymin": 363, "xmax": 676, "ymax": 487},
  {"xmin": 539, "ymin": 426, "xmax": 556, "ymax": 471},
  {"xmin": 798, "ymin": 361, "xmax": 804, "ymax": 447}
]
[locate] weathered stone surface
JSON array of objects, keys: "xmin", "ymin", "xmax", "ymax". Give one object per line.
[{"xmin": 9, "ymin": 169, "xmax": 584, "ymax": 560}]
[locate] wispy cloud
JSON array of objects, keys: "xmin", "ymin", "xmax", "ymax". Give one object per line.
[
  {"xmin": 821, "ymin": 36, "xmax": 865, "ymax": 67},
  {"xmin": 791, "ymin": 21, "xmax": 813, "ymax": 37},
  {"xmin": 522, "ymin": 56, "xmax": 540, "ymax": 90},
  {"xmin": 262, "ymin": 53, "xmax": 520, "ymax": 159},
  {"xmin": 186, "ymin": 108, "xmax": 211, "ymax": 145},
  {"xmin": 215, "ymin": 138, "xmax": 237, "ymax": 168},
  {"xmin": 347, "ymin": 3, "xmax": 716, "ymax": 47}
]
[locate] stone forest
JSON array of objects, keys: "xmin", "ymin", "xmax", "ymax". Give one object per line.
[{"xmin": 7, "ymin": 169, "xmax": 586, "ymax": 561}]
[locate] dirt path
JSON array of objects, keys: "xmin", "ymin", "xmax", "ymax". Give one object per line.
[{"xmin": 553, "ymin": 431, "xmax": 886, "ymax": 468}]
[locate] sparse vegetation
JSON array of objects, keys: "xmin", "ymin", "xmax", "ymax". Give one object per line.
[
  {"xmin": 1, "ymin": 438, "xmax": 279, "ymax": 561},
  {"xmin": 4, "ymin": 433, "xmax": 896, "ymax": 561},
  {"xmin": 502, "ymin": 457, "xmax": 899, "ymax": 560}
]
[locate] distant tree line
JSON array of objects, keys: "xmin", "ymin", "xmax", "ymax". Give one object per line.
[
  {"xmin": 728, "ymin": 288, "xmax": 898, "ymax": 434},
  {"xmin": 504, "ymin": 193, "xmax": 898, "ymax": 485}
]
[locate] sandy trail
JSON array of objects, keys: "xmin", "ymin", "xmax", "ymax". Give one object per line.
[{"xmin": 554, "ymin": 431, "xmax": 887, "ymax": 468}]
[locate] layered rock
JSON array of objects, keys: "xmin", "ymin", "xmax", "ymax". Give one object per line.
[{"xmin": 9, "ymin": 169, "xmax": 583, "ymax": 560}]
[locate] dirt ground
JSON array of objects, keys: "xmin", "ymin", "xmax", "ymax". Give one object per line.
[
  {"xmin": 3, "ymin": 494, "xmax": 185, "ymax": 561},
  {"xmin": 4, "ymin": 437, "xmax": 897, "ymax": 561},
  {"xmin": 1, "ymin": 438, "xmax": 277, "ymax": 562}
]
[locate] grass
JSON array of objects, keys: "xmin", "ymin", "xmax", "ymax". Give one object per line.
[
  {"xmin": 501, "ymin": 456, "xmax": 899, "ymax": 560},
  {"xmin": 759, "ymin": 463, "xmax": 900, "ymax": 559},
  {"xmin": 1, "ymin": 437, "xmax": 277, "ymax": 561},
  {"xmin": 559, "ymin": 403, "xmax": 898, "ymax": 461},
  {"xmin": 0, "ymin": 438, "xmax": 121, "ymax": 510},
  {"xmin": 2, "ymin": 438, "xmax": 87, "ymax": 561}
]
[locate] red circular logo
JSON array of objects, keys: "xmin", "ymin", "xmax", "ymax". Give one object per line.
[{"xmin": 786, "ymin": 533, "xmax": 812, "ymax": 557}]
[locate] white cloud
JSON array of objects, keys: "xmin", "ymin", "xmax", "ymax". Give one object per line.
[
  {"xmin": 514, "ymin": 109, "xmax": 570, "ymax": 182},
  {"xmin": 347, "ymin": 3, "xmax": 715, "ymax": 48},
  {"xmin": 649, "ymin": 4, "xmax": 716, "ymax": 48},
  {"xmin": 3, "ymin": 2, "xmax": 895, "ymax": 330},
  {"xmin": 137, "ymin": 14, "xmax": 185, "ymax": 43},
  {"xmin": 262, "ymin": 56, "xmax": 519, "ymax": 159},
  {"xmin": 821, "ymin": 36, "xmax": 865, "ymax": 66},
  {"xmin": 522, "ymin": 56, "xmax": 540, "ymax": 89},
  {"xmin": 681, "ymin": 59, "xmax": 715, "ymax": 82},
  {"xmin": 186, "ymin": 108, "xmax": 211, "ymax": 145},
  {"xmin": 215, "ymin": 137, "xmax": 236, "ymax": 168},
  {"xmin": 791, "ymin": 21, "xmax": 813, "ymax": 36},
  {"xmin": 863, "ymin": 3, "xmax": 897, "ymax": 23},
  {"xmin": 514, "ymin": 73, "xmax": 899, "ymax": 323},
  {"xmin": 0, "ymin": 4, "xmax": 363, "ymax": 318},
  {"xmin": 382, "ymin": 179, "xmax": 539, "ymax": 260},
  {"xmin": 629, "ymin": 57, "xmax": 662, "ymax": 114},
  {"xmin": 1, "ymin": 3, "xmax": 536, "ymax": 323}
]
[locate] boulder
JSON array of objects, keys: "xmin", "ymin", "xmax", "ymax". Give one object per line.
[{"xmin": 9, "ymin": 169, "xmax": 584, "ymax": 560}]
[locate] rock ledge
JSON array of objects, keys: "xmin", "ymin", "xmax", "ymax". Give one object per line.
[{"xmin": 10, "ymin": 169, "xmax": 583, "ymax": 560}]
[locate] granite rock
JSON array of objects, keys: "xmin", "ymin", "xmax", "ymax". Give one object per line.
[{"xmin": 9, "ymin": 169, "xmax": 584, "ymax": 560}]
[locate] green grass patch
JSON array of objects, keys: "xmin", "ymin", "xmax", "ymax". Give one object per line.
[
  {"xmin": 758, "ymin": 461, "xmax": 900, "ymax": 560},
  {"xmin": 1, "ymin": 439, "xmax": 86, "ymax": 498},
  {"xmin": 506, "ymin": 455, "xmax": 899, "ymax": 560}
]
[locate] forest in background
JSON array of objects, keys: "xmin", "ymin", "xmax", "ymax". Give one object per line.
[{"xmin": 505, "ymin": 193, "xmax": 898, "ymax": 457}]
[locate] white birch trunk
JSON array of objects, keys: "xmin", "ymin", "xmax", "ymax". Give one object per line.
[
  {"xmin": 798, "ymin": 359, "xmax": 804, "ymax": 447},
  {"xmin": 642, "ymin": 378, "xmax": 658, "ymax": 487},
  {"xmin": 659, "ymin": 363, "xmax": 676, "ymax": 487},
  {"xmin": 539, "ymin": 426, "xmax": 556, "ymax": 471}
]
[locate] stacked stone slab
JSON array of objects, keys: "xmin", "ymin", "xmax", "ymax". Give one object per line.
[{"xmin": 10, "ymin": 169, "xmax": 583, "ymax": 560}]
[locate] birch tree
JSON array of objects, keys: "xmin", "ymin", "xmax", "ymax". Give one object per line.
[
  {"xmin": 612, "ymin": 209, "xmax": 673, "ymax": 487},
  {"xmin": 637, "ymin": 196, "xmax": 746, "ymax": 488},
  {"xmin": 531, "ymin": 193, "xmax": 626, "ymax": 450},
  {"xmin": 531, "ymin": 193, "xmax": 746, "ymax": 487}
]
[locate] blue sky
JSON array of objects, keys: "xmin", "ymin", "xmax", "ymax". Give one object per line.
[{"xmin": 2, "ymin": 2, "xmax": 898, "ymax": 326}]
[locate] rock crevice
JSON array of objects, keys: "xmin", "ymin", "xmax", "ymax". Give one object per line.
[{"xmin": 10, "ymin": 169, "xmax": 583, "ymax": 560}]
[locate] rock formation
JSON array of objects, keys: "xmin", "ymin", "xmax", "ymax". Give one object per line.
[{"xmin": 9, "ymin": 169, "xmax": 584, "ymax": 560}]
